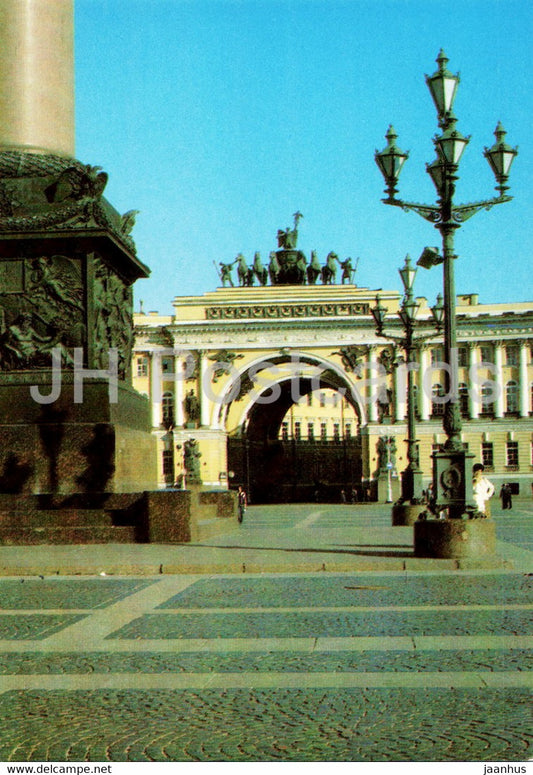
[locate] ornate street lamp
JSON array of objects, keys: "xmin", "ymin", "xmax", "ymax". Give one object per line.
[
  {"xmin": 374, "ymin": 125, "xmax": 409, "ymax": 201},
  {"xmin": 425, "ymin": 49, "xmax": 460, "ymax": 128},
  {"xmin": 374, "ymin": 51, "xmax": 517, "ymax": 553},
  {"xmin": 484, "ymin": 122, "xmax": 519, "ymax": 196},
  {"xmin": 371, "ymin": 256, "xmax": 443, "ymax": 523}
]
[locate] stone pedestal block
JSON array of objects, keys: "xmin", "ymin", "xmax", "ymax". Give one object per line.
[
  {"xmin": 0, "ymin": 381, "xmax": 157, "ymax": 494},
  {"xmin": 142, "ymin": 490, "xmax": 194, "ymax": 543},
  {"xmin": 392, "ymin": 503, "xmax": 427, "ymax": 526},
  {"xmin": 414, "ymin": 518, "xmax": 496, "ymax": 559}
]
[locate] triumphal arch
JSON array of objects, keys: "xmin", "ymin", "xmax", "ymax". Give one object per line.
[
  {"xmin": 134, "ymin": 215, "xmax": 533, "ymax": 503},
  {"xmin": 134, "ymin": 219, "xmax": 448, "ymax": 503}
]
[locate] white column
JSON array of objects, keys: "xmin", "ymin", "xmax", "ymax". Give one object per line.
[
  {"xmin": 519, "ymin": 340, "xmax": 529, "ymax": 417},
  {"xmin": 468, "ymin": 342, "xmax": 480, "ymax": 419},
  {"xmin": 199, "ymin": 350, "xmax": 210, "ymax": 427},
  {"xmin": 494, "ymin": 343, "xmax": 504, "ymax": 418},
  {"xmin": 367, "ymin": 346, "xmax": 379, "ymax": 422},
  {"xmin": 174, "ymin": 355, "xmax": 185, "ymax": 427},
  {"xmin": 394, "ymin": 358, "xmax": 406, "ymax": 421},
  {"xmin": 419, "ymin": 346, "xmax": 431, "ymax": 421},
  {"xmin": 150, "ymin": 351, "xmax": 162, "ymax": 428}
]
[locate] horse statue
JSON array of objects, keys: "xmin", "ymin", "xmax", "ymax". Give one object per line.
[
  {"xmin": 252, "ymin": 252, "xmax": 268, "ymax": 286},
  {"xmin": 307, "ymin": 250, "xmax": 321, "ymax": 285},
  {"xmin": 268, "ymin": 251, "xmax": 280, "ymax": 284},
  {"xmin": 236, "ymin": 253, "xmax": 253, "ymax": 286},
  {"xmin": 321, "ymin": 252, "xmax": 338, "ymax": 284},
  {"xmin": 295, "ymin": 251, "xmax": 308, "ymax": 284}
]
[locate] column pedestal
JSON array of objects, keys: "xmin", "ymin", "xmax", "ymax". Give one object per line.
[{"xmin": 414, "ymin": 518, "xmax": 496, "ymax": 558}]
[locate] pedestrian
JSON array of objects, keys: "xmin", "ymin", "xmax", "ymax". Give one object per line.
[
  {"xmin": 237, "ymin": 485, "xmax": 247, "ymax": 523},
  {"xmin": 351, "ymin": 487, "xmax": 358, "ymax": 504},
  {"xmin": 340, "ymin": 489, "xmax": 346, "ymax": 504},
  {"xmin": 472, "ymin": 463, "xmax": 495, "ymax": 517},
  {"xmin": 500, "ymin": 483, "xmax": 513, "ymax": 510}
]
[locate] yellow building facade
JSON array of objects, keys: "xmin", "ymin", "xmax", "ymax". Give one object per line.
[{"xmin": 133, "ymin": 284, "xmax": 533, "ymax": 502}]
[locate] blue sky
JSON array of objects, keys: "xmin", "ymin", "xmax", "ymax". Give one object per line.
[{"xmin": 74, "ymin": 0, "xmax": 532, "ymax": 314}]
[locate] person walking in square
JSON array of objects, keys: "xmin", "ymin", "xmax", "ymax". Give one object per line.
[
  {"xmin": 500, "ymin": 482, "xmax": 513, "ymax": 510},
  {"xmin": 237, "ymin": 485, "xmax": 247, "ymax": 523}
]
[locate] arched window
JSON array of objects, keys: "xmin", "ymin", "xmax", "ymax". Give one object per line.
[
  {"xmin": 431, "ymin": 384, "xmax": 445, "ymax": 416},
  {"xmin": 480, "ymin": 382, "xmax": 495, "ymax": 415},
  {"xmin": 505, "ymin": 380, "xmax": 519, "ymax": 414},
  {"xmin": 162, "ymin": 391, "xmax": 174, "ymax": 427}
]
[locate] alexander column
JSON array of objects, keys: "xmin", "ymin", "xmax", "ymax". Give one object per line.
[
  {"xmin": 0, "ymin": 0, "xmax": 75, "ymax": 157},
  {"xmin": 0, "ymin": 0, "xmax": 158, "ymax": 503}
]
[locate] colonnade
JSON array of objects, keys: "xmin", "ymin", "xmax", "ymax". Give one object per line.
[{"xmin": 141, "ymin": 339, "xmax": 532, "ymax": 432}]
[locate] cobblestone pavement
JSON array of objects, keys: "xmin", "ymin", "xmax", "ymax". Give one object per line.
[{"xmin": 0, "ymin": 502, "xmax": 531, "ymax": 762}]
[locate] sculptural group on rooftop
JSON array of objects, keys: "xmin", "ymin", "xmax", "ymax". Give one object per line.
[{"xmin": 216, "ymin": 213, "xmax": 358, "ymax": 288}]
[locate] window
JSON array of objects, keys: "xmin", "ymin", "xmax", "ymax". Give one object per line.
[
  {"xmin": 162, "ymin": 356, "xmax": 174, "ymax": 373},
  {"xmin": 481, "ymin": 442, "xmax": 494, "ymax": 469},
  {"xmin": 345, "ymin": 423, "xmax": 352, "ymax": 439},
  {"xmin": 506, "ymin": 441, "xmax": 519, "ymax": 468},
  {"xmin": 431, "ymin": 347, "xmax": 444, "ymax": 365},
  {"xmin": 431, "ymin": 384, "xmax": 445, "ymax": 416},
  {"xmin": 162, "ymin": 449, "xmax": 174, "ymax": 481},
  {"xmin": 307, "ymin": 422, "xmax": 315, "ymax": 441},
  {"xmin": 506, "ymin": 345, "xmax": 519, "ymax": 366},
  {"xmin": 320, "ymin": 422, "xmax": 327, "ymax": 441},
  {"xmin": 333, "ymin": 423, "xmax": 340, "ymax": 442},
  {"xmin": 457, "ymin": 347, "xmax": 468, "ymax": 367},
  {"xmin": 505, "ymin": 381, "xmax": 519, "ymax": 414},
  {"xmin": 136, "ymin": 356, "xmax": 148, "ymax": 377},
  {"xmin": 480, "ymin": 345, "xmax": 493, "ymax": 364},
  {"xmin": 319, "ymin": 392, "xmax": 326, "ymax": 408},
  {"xmin": 281, "ymin": 422, "xmax": 289, "ymax": 441},
  {"xmin": 480, "ymin": 382, "xmax": 495, "ymax": 415},
  {"xmin": 307, "ymin": 393, "xmax": 313, "ymax": 407},
  {"xmin": 458, "ymin": 383, "xmax": 469, "ymax": 417},
  {"xmin": 294, "ymin": 422, "xmax": 301, "ymax": 441},
  {"xmin": 332, "ymin": 393, "xmax": 339, "ymax": 408},
  {"xmin": 162, "ymin": 392, "xmax": 174, "ymax": 427}
]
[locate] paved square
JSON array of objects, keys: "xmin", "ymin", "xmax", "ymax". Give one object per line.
[{"xmin": 0, "ymin": 501, "xmax": 531, "ymax": 762}]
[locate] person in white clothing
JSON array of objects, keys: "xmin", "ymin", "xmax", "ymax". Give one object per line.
[{"xmin": 472, "ymin": 463, "xmax": 495, "ymax": 517}]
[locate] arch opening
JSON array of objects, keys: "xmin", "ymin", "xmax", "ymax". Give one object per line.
[{"xmin": 227, "ymin": 373, "xmax": 363, "ymax": 504}]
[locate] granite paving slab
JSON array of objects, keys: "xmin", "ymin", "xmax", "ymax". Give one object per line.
[{"xmin": 0, "ymin": 688, "xmax": 529, "ymax": 762}]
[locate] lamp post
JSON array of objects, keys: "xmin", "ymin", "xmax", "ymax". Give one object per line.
[
  {"xmin": 375, "ymin": 51, "xmax": 517, "ymax": 555},
  {"xmin": 371, "ymin": 256, "xmax": 444, "ymax": 524}
]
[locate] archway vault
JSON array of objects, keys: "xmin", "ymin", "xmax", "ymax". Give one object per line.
[
  {"xmin": 221, "ymin": 352, "xmax": 365, "ymax": 503},
  {"xmin": 216, "ymin": 350, "xmax": 367, "ymax": 435}
]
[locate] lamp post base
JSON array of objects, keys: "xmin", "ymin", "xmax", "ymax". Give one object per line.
[
  {"xmin": 414, "ymin": 518, "xmax": 496, "ymax": 558},
  {"xmin": 392, "ymin": 502, "xmax": 427, "ymax": 526}
]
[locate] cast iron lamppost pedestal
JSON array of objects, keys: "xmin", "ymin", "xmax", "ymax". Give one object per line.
[
  {"xmin": 371, "ymin": 256, "xmax": 444, "ymax": 526},
  {"xmin": 375, "ymin": 50, "xmax": 517, "ymax": 558}
]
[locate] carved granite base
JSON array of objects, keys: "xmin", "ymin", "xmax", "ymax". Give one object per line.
[
  {"xmin": 0, "ymin": 488, "xmax": 238, "ymax": 545},
  {"xmin": 0, "ymin": 379, "xmax": 157, "ymax": 494}
]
